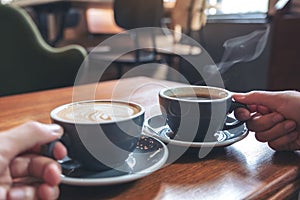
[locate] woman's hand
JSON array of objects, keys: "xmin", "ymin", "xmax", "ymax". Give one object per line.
[
  {"xmin": 233, "ymin": 90, "xmax": 300, "ymax": 151},
  {"xmin": 0, "ymin": 121, "xmax": 67, "ymax": 200}
]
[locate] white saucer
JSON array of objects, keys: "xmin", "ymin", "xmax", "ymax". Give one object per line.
[
  {"xmin": 143, "ymin": 115, "xmax": 248, "ymax": 148},
  {"xmin": 59, "ymin": 135, "xmax": 168, "ymax": 186}
]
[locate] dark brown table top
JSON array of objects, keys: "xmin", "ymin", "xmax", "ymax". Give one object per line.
[{"xmin": 1, "ymin": 76, "xmax": 300, "ymax": 200}]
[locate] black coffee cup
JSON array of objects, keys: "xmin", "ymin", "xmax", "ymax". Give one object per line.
[
  {"xmin": 159, "ymin": 86, "xmax": 247, "ymax": 142},
  {"xmin": 49, "ymin": 100, "xmax": 145, "ymax": 171}
]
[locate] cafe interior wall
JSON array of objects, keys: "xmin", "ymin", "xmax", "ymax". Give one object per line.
[
  {"xmin": 191, "ymin": 21, "xmax": 271, "ymax": 93},
  {"xmin": 59, "ymin": 9, "xmax": 271, "ymax": 93}
]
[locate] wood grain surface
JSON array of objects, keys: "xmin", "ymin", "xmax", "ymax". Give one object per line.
[{"xmin": 1, "ymin": 77, "xmax": 300, "ymax": 200}]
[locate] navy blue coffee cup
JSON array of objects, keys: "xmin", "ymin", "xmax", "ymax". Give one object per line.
[
  {"xmin": 49, "ymin": 100, "xmax": 145, "ymax": 171},
  {"xmin": 159, "ymin": 86, "xmax": 247, "ymax": 142}
]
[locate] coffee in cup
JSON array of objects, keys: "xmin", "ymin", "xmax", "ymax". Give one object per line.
[
  {"xmin": 50, "ymin": 100, "xmax": 145, "ymax": 171},
  {"xmin": 55, "ymin": 101, "xmax": 141, "ymax": 123},
  {"xmin": 159, "ymin": 86, "xmax": 246, "ymax": 142}
]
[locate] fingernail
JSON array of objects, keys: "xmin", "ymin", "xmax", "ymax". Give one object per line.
[
  {"xmin": 47, "ymin": 124, "xmax": 63, "ymax": 136},
  {"xmin": 233, "ymin": 95, "xmax": 245, "ymax": 101},
  {"xmin": 285, "ymin": 121, "xmax": 296, "ymax": 131},
  {"xmin": 45, "ymin": 163, "xmax": 61, "ymax": 180},
  {"xmin": 52, "ymin": 163, "xmax": 61, "ymax": 174},
  {"xmin": 241, "ymin": 111, "xmax": 250, "ymax": 120},
  {"xmin": 272, "ymin": 114, "xmax": 284, "ymax": 123},
  {"xmin": 9, "ymin": 189, "xmax": 25, "ymax": 200}
]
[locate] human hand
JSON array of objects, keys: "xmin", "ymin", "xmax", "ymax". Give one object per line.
[
  {"xmin": 233, "ymin": 90, "xmax": 300, "ymax": 151},
  {"xmin": 0, "ymin": 121, "xmax": 67, "ymax": 200}
]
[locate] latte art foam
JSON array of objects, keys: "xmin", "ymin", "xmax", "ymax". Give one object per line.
[{"xmin": 56, "ymin": 102, "xmax": 140, "ymax": 123}]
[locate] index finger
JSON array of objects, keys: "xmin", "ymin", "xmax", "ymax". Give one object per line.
[
  {"xmin": 233, "ymin": 91, "xmax": 284, "ymax": 111},
  {"xmin": 0, "ymin": 122, "xmax": 63, "ymax": 174}
]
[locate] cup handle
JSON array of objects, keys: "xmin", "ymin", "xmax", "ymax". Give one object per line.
[
  {"xmin": 41, "ymin": 140, "xmax": 58, "ymax": 158},
  {"xmin": 41, "ymin": 133, "xmax": 70, "ymax": 158},
  {"xmin": 223, "ymin": 101, "xmax": 248, "ymax": 130}
]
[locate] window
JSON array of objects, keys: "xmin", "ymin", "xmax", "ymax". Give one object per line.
[
  {"xmin": 163, "ymin": 0, "xmax": 270, "ymax": 21},
  {"xmin": 206, "ymin": 0, "xmax": 269, "ymax": 15}
]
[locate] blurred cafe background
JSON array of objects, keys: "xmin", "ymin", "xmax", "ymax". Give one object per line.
[{"xmin": 1, "ymin": 0, "xmax": 300, "ymax": 96}]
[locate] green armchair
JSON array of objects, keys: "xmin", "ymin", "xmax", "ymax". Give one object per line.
[{"xmin": 0, "ymin": 4, "xmax": 87, "ymax": 96}]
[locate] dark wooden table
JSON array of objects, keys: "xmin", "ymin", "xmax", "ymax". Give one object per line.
[{"xmin": 1, "ymin": 76, "xmax": 300, "ymax": 200}]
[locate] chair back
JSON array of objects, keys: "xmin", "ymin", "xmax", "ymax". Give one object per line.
[
  {"xmin": 113, "ymin": 0, "xmax": 164, "ymax": 29},
  {"xmin": 172, "ymin": 0, "xmax": 207, "ymax": 35},
  {"xmin": 111, "ymin": 0, "xmax": 164, "ymax": 65},
  {"xmin": 0, "ymin": 5, "xmax": 86, "ymax": 96}
]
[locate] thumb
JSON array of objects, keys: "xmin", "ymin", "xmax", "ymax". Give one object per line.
[
  {"xmin": 233, "ymin": 91, "xmax": 284, "ymax": 111},
  {"xmin": 0, "ymin": 122, "xmax": 63, "ymax": 168}
]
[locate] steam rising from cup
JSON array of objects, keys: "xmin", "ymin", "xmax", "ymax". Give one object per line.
[{"xmin": 202, "ymin": 25, "xmax": 270, "ymax": 80}]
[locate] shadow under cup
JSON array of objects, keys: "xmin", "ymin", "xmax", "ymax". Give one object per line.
[
  {"xmin": 159, "ymin": 86, "xmax": 246, "ymax": 142},
  {"xmin": 50, "ymin": 100, "xmax": 145, "ymax": 171}
]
